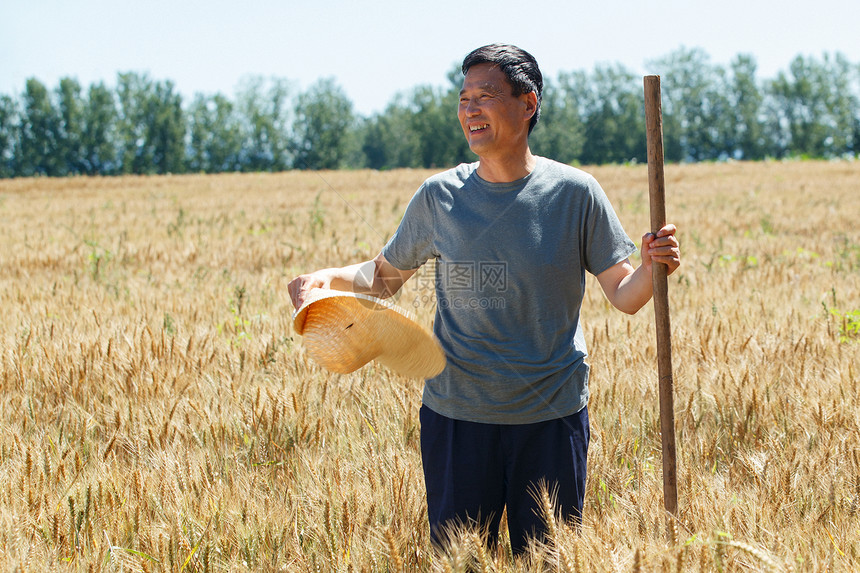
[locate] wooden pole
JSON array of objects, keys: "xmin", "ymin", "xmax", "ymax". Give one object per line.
[{"xmin": 644, "ymin": 75, "xmax": 678, "ymax": 517}]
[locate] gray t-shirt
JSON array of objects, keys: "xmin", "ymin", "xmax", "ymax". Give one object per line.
[{"xmin": 382, "ymin": 157, "xmax": 636, "ymax": 424}]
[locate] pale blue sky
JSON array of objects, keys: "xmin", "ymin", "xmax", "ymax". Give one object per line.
[{"xmin": 3, "ymin": 0, "xmax": 858, "ymax": 116}]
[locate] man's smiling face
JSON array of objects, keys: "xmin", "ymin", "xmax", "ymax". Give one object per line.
[{"xmin": 457, "ymin": 63, "xmax": 536, "ymax": 160}]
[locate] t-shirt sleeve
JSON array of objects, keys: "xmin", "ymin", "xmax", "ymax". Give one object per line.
[
  {"xmin": 381, "ymin": 183, "xmax": 437, "ymax": 271},
  {"xmin": 582, "ymin": 176, "xmax": 637, "ymax": 276}
]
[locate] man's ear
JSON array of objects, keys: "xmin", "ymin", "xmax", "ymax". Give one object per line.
[{"xmin": 523, "ymin": 92, "xmax": 538, "ymax": 121}]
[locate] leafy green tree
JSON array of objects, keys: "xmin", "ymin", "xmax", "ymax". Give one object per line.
[
  {"xmin": 81, "ymin": 82, "xmax": 118, "ymax": 174},
  {"xmin": 17, "ymin": 78, "xmax": 62, "ymax": 176},
  {"xmin": 56, "ymin": 78, "xmax": 86, "ymax": 175},
  {"xmin": 406, "ymin": 83, "xmax": 470, "ymax": 168},
  {"xmin": 292, "ymin": 77, "xmax": 355, "ymax": 170},
  {"xmin": 188, "ymin": 93, "xmax": 243, "ymax": 172},
  {"xmin": 820, "ymin": 52, "xmax": 859, "ymax": 156},
  {"xmin": 360, "ymin": 94, "xmax": 421, "ymax": 169},
  {"xmin": 527, "ymin": 76, "xmax": 585, "ymax": 165},
  {"xmin": 116, "ymin": 73, "xmax": 186, "ymax": 174},
  {"xmin": 149, "ymin": 80, "xmax": 186, "ymax": 174},
  {"xmin": 648, "ymin": 47, "xmax": 732, "ymax": 161},
  {"xmin": 610, "ymin": 80, "xmax": 648, "ymax": 164},
  {"xmin": 359, "ymin": 68, "xmax": 469, "ymax": 170},
  {"xmin": 765, "ymin": 55, "xmax": 832, "ymax": 158},
  {"xmin": 0, "ymin": 95, "xmax": 17, "ymax": 177},
  {"xmin": 187, "ymin": 96, "xmax": 208, "ymax": 171},
  {"xmin": 116, "ymin": 72, "xmax": 156, "ymax": 174},
  {"xmin": 729, "ymin": 54, "xmax": 765, "ymax": 160},
  {"xmin": 760, "ymin": 77, "xmax": 791, "ymax": 158},
  {"xmin": 573, "ymin": 65, "xmax": 645, "ymax": 165},
  {"xmin": 236, "ymin": 77, "xmax": 292, "ymax": 172},
  {"xmin": 363, "ymin": 65, "xmax": 469, "ymax": 170}
]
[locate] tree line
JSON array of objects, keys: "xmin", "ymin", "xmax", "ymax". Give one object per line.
[{"xmin": 1, "ymin": 47, "xmax": 858, "ymax": 178}]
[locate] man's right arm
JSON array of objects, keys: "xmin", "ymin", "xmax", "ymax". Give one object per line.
[{"xmin": 287, "ymin": 252, "xmax": 416, "ymax": 309}]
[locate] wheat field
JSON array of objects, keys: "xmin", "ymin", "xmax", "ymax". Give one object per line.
[{"xmin": 0, "ymin": 160, "xmax": 858, "ymax": 572}]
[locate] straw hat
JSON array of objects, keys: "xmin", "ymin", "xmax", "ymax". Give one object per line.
[{"xmin": 292, "ymin": 288, "xmax": 446, "ymax": 378}]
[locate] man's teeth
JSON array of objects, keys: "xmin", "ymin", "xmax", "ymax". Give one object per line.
[{"xmin": 470, "ymin": 125, "xmax": 488, "ymax": 132}]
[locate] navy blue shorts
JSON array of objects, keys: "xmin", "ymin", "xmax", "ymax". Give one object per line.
[{"xmin": 419, "ymin": 405, "xmax": 589, "ymax": 554}]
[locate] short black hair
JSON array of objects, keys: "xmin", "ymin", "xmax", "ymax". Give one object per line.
[{"xmin": 462, "ymin": 43, "xmax": 543, "ymax": 134}]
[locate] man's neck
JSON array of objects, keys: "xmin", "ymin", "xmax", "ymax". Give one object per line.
[{"xmin": 476, "ymin": 149, "xmax": 537, "ymax": 183}]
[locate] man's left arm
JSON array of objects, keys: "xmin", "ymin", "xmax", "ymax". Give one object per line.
[{"xmin": 596, "ymin": 224, "xmax": 680, "ymax": 315}]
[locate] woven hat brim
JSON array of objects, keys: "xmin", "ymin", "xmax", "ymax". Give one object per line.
[{"xmin": 292, "ymin": 289, "xmax": 445, "ymax": 378}]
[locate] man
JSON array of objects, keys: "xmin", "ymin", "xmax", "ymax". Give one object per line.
[{"xmin": 288, "ymin": 43, "xmax": 680, "ymax": 554}]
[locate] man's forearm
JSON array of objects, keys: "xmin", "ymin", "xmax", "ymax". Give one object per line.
[
  {"xmin": 319, "ymin": 258, "xmax": 409, "ymax": 299},
  {"xmin": 289, "ymin": 253, "xmax": 414, "ymax": 308},
  {"xmin": 326, "ymin": 260, "xmax": 376, "ymax": 293},
  {"xmin": 609, "ymin": 264, "xmax": 654, "ymax": 315}
]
